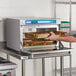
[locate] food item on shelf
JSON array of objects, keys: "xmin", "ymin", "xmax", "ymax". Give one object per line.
[
  {"xmin": 24, "ymin": 32, "xmax": 49, "ymax": 39},
  {"xmin": 24, "ymin": 31, "xmax": 66, "ymax": 39},
  {"xmin": 23, "ymin": 40, "xmax": 56, "ymax": 46}
]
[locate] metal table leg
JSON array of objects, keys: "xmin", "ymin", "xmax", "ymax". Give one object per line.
[
  {"xmin": 33, "ymin": 59, "xmax": 37, "ymax": 76},
  {"xmin": 7, "ymin": 54, "xmax": 10, "ymax": 60},
  {"xmin": 69, "ymin": 54, "xmax": 72, "ymax": 76},
  {"xmin": 22, "ymin": 60, "xmax": 25, "ymax": 76},
  {"xmin": 60, "ymin": 56, "xmax": 64, "ymax": 76},
  {"xmin": 55, "ymin": 57, "xmax": 57, "ymax": 76},
  {"xmin": 42, "ymin": 58, "xmax": 45, "ymax": 76}
]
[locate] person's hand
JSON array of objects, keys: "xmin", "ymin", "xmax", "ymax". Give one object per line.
[{"xmin": 45, "ymin": 32, "xmax": 59, "ymax": 41}]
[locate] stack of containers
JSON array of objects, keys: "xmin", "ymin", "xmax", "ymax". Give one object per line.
[{"xmin": 60, "ymin": 21, "xmax": 70, "ymax": 33}]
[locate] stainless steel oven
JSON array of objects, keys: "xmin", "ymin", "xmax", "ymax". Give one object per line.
[{"xmin": 5, "ymin": 17, "xmax": 61, "ymax": 53}]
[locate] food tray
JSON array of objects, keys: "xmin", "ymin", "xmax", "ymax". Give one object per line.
[
  {"xmin": 23, "ymin": 40, "xmax": 56, "ymax": 46},
  {"xmin": 24, "ymin": 31, "xmax": 66, "ymax": 39},
  {"xmin": 31, "ymin": 49, "xmax": 55, "ymax": 52},
  {"xmin": 23, "ymin": 45, "xmax": 56, "ymax": 51}
]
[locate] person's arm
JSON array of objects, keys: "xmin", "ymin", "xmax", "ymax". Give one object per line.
[
  {"xmin": 45, "ymin": 32, "xmax": 76, "ymax": 42},
  {"xmin": 55, "ymin": 35, "xmax": 76, "ymax": 42}
]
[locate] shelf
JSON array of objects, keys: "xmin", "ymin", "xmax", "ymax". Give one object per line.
[
  {"xmin": 56, "ymin": 1, "xmax": 76, "ymax": 4},
  {"xmin": 61, "ymin": 21, "xmax": 70, "ymax": 23}
]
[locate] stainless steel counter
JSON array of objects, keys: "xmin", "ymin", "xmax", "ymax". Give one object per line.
[
  {"xmin": 0, "ymin": 47, "xmax": 71, "ymax": 60},
  {"xmin": 0, "ymin": 48, "xmax": 31, "ymax": 59}
]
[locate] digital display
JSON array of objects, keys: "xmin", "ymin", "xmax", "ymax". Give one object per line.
[
  {"xmin": 37, "ymin": 21, "xmax": 51, "ymax": 23},
  {"xmin": 25, "ymin": 21, "xmax": 31, "ymax": 24},
  {"xmin": 25, "ymin": 20, "xmax": 57, "ymax": 24}
]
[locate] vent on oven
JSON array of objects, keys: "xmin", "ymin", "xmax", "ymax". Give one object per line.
[{"xmin": 37, "ymin": 28, "xmax": 57, "ymax": 32}]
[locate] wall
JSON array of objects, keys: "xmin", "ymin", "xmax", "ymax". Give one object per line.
[
  {"xmin": 8, "ymin": 0, "xmax": 53, "ymax": 18},
  {"xmin": 0, "ymin": 0, "xmax": 10, "ymax": 17},
  {"xmin": 0, "ymin": 0, "xmax": 54, "ymax": 18},
  {"xmin": 0, "ymin": 0, "xmax": 10, "ymax": 41},
  {"xmin": 71, "ymin": 5, "xmax": 76, "ymax": 30}
]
